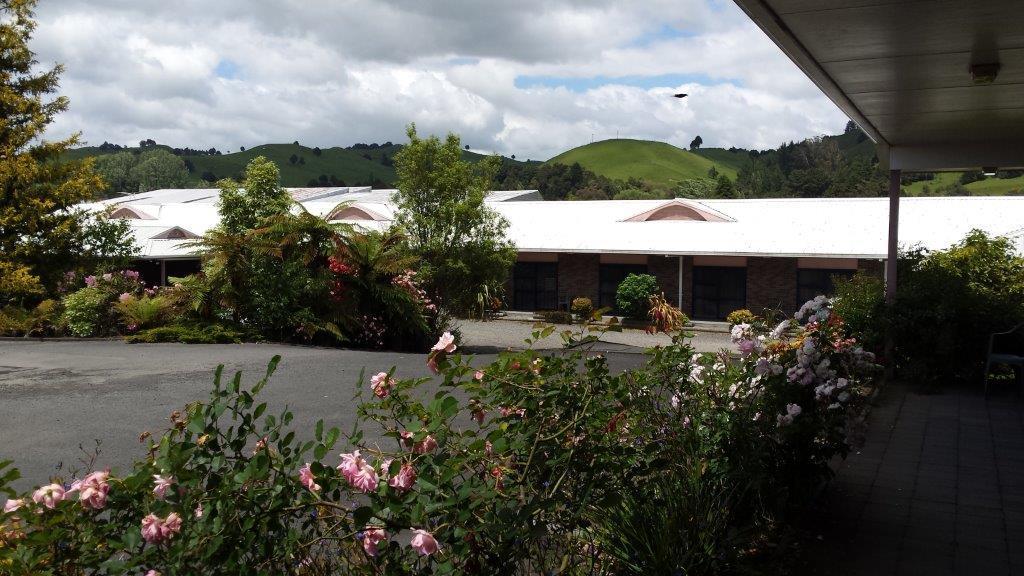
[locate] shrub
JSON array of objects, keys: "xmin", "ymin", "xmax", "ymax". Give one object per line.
[
  {"xmin": 647, "ymin": 293, "xmax": 688, "ymax": 334},
  {"xmin": 832, "ymin": 272, "xmax": 886, "ymax": 353},
  {"xmin": 890, "ymin": 230, "xmax": 1024, "ymax": 385},
  {"xmin": 0, "ymin": 300, "xmax": 61, "ymax": 337},
  {"xmin": 726, "ymin": 308, "xmax": 756, "ymax": 326},
  {"xmin": 61, "ymin": 287, "xmax": 110, "ymax": 337},
  {"xmin": 115, "ymin": 294, "xmax": 172, "ymax": 331},
  {"xmin": 125, "ymin": 323, "xmax": 248, "ymax": 344},
  {"xmin": 536, "ymin": 309, "xmax": 573, "ymax": 324},
  {"xmin": 1, "ymin": 299, "xmax": 877, "ymax": 574},
  {"xmin": 570, "ymin": 296, "xmax": 594, "ymax": 322},
  {"xmin": 615, "ymin": 273, "xmax": 659, "ymax": 319}
]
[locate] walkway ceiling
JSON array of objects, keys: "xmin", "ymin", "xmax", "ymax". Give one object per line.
[{"xmin": 733, "ymin": 0, "xmax": 1024, "ymax": 171}]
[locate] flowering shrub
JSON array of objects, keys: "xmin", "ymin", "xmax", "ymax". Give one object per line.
[
  {"xmin": 725, "ymin": 308, "xmax": 756, "ymax": 326},
  {"xmin": 1, "ymin": 297, "xmax": 877, "ymax": 574}
]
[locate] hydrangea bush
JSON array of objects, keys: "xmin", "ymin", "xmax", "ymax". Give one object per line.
[{"xmin": 1, "ymin": 297, "xmax": 877, "ymax": 575}]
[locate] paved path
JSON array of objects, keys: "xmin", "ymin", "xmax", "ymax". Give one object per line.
[
  {"xmin": 0, "ymin": 340, "xmax": 646, "ymax": 492},
  {"xmin": 803, "ymin": 382, "xmax": 1024, "ymax": 575},
  {"xmin": 457, "ymin": 319, "xmax": 733, "ymax": 353}
]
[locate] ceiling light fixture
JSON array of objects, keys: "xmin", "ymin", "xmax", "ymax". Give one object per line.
[{"xmin": 970, "ymin": 62, "xmax": 1000, "ymax": 84}]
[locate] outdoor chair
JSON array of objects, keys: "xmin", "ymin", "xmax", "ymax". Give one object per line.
[{"xmin": 985, "ymin": 323, "xmax": 1024, "ymax": 397}]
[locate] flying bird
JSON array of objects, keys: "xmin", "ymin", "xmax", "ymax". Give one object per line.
[{"xmin": 673, "ymin": 93, "xmax": 688, "ymax": 98}]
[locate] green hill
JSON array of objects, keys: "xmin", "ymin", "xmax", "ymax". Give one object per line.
[
  {"xmin": 903, "ymin": 172, "xmax": 1024, "ymax": 196},
  {"xmin": 692, "ymin": 147, "xmax": 751, "ymax": 174},
  {"xmin": 545, "ymin": 139, "xmax": 734, "ymax": 188}
]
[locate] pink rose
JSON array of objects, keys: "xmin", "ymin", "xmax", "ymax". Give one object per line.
[
  {"xmin": 473, "ymin": 370, "xmax": 484, "ymax": 380},
  {"xmin": 3, "ymin": 498, "xmax": 24, "ymax": 513},
  {"xmin": 76, "ymin": 470, "xmax": 110, "ymax": 510},
  {"xmin": 362, "ymin": 527, "xmax": 388, "ymax": 557},
  {"xmin": 299, "ymin": 463, "xmax": 320, "ymax": 492},
  {"xmin": 431, "ymin": 332, "xmax": 456, "ymax": 354},
  {"xmin": 409, "ymin": 528, "xmax": 439, "ymax": 556},
  {"xmin": 337, "ymin": 450, "xmax": 365, "ymax": 482},
  {"xmin": 388, "ymin": 463, "xmax": 417, "ymax": 492},
  {"xmin": 32, "ymin": 483, "xmax": 65, "ymax": 509},
  {"xmin": 141, "ymin": 514, "xmax": 164, "ymax": 544},
  {"xmin": 350, "ymin": 463, "xmax": 379, "ymax": 493},
  {"xmin": 162, "ymin": 512, "xmax": 182, "ymax": 538},
  {"xmin": 370, "ymin": 371, "xmax": 394, "ymax": 399},
  {"xmin": 153, "ymin": 475, "xmax": 174, "ymax": 500},
  {"xmin": 413, "ymin": 434, "xmax": 438, "ymax": 454}
]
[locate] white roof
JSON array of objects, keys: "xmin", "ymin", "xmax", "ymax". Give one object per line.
[{"xmin": 86, "ymin": 190, "xmax": 1024, "ymax": 259}]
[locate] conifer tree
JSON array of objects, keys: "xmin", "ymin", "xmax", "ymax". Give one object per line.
[{"xmin": 0, "ymin": 0, "xmax": 132, "ymax": 303}]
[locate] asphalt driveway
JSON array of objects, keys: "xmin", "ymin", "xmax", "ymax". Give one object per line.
[{"xmin": 0, "ymin": 340, "xmax": 648, "ymax": 491}]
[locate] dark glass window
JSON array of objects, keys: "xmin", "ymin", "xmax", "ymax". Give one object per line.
[
  {"xmin": 692, "ymin": 266, "xmax": 746, "ymax": 320},
  {"xmin": 164, "ymin": 259, "xmax": 202, "ymax": 283},
  {"xmin": 797, "ymin": 269, "xmax": 855, "ymax": 305},
  {"xmin": 599, "ymin": 264, "xmax": 648, "ymax": 311},
  {"xmin": 512, "ymin": 262, "xmax": 558, "ymax": 311}
]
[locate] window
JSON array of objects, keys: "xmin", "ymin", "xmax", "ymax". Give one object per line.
[
  {"xmin": 692, "ymin": 266, "xmax": 746, "ymax": 320},
  {"xmin": 599, "ymin": 264, "xmax": 647, "ymax": 310},
  {"xmin": 797, "ymin": 269, "xmax": 855, "ymax": 305},
  {"xmin": 512, "ymin": 262, "xmax": 558, "ymax": 311}
]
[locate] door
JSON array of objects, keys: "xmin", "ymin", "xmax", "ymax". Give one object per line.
[
  {"xmin": 692, "ymin": 266, "xmax": 746, "ymax": 320},
  {"xmin": 512, "ymin": 262, "xmax": 558, "ymax": 310}
]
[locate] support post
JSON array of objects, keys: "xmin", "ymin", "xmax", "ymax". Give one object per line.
[
  {"xmin": 160, "ymin": 259, "xmax": 167, "ymax": 287},
  {"xmin": 885, "ymin": 170, "xmax": 900, "ymax": 303},
  {"xmin": 677, "ymin": 255, "xmax": 683, "ymax": 309},
  {"xmin": 885, "ymin": 169, "xmax": 901, "ymax": 381}
]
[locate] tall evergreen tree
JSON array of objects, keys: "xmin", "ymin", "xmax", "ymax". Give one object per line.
[{"xmin": 0, "ymin": 0, "xmax": 133, "ymax": 303}]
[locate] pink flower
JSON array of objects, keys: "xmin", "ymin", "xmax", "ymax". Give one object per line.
[
  {"xmin": 370, "ymin": 371, "xmax": 394, "ymax": 398},
  {"xmin": 153, "ymin": 475, "xmax": 174, "ymax": 500},
  {"xmin": 413, "ymin": 435, "xmax": 438, "ymax": 454},
  {"xmin": 410, "ymin": 528, "xmax": 440, "ymax": 556},
  {"xmin": 76, "ymin": 470, "xmax": 110, "ymax": 510},
  {"xmin": 84, "ymin": 275, "xmax": 97, "ymax": 287},
  {"xmin": 194, "ymin": 503, "xmax": 203, "ymax": 518},
  {"xmin": 299, "ymin": 463, "xmax": 321, "ymax": 492},
  {"xmin": 32, "ymin": 483, "xmax": 65, "ymax": 509},
  {"xmin": 141, "ymin": 514, "xmax": 164, "ymax": 544},
  {"xmin": 337, "ymin": 450, "xmax": 365, "ymax": 482},
  {"xmin": 118, "ymin": 292, "xmax": 132, "ymax": 303},
  {"xmin": 163, "ymin": 512, "xmax": 182, "ymax": 537},
  {"xmin": 388, "ymin": 463, "xmax": 417, "ymax": 492},
  {"xmin": 145, "ymin": 571, "xmax": 161, "ymax": 576},
  {"xmin": 3, "ymin": 498, "xmax": 24, "ymax": 513},
  {"xmin": 431, "ymin": 332, "xmax": 456, "ymax": 354},
  {"xmin": 426, "ymin": 355, "xmax": 439, "ymax": 374},
  {"xmin": 363, "ymin": 527, "xmax": 388, "ymax": 557},
  {"xmin": 473, "ymin": 370, "xmax": 484, "ymax": 380},
  {"xmin": 350, "ymin": 463, "xmax": 379, "ymax": 493},
  {"xmin": 102, "ymin": 273, "xmax": 112, "ymax": 281}
]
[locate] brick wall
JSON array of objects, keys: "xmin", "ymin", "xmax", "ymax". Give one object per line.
[
  {"xmin": 747, "ymin": 257, "xmax": 797, "ymax": 315},
  {"xmin": 648, "ymin": 255, "xmax": 682, "ymax": 307},
  {"xmin": 557, "ymin": 253, "xmax": 600, "ymax": 307}
]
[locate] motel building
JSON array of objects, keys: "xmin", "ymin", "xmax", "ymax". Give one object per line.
[{"xmin": 88, "ymin": 187, "xmax": 1024, "ymax": 321}]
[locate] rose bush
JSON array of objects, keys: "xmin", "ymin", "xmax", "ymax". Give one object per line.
[{"xmin": 1, "ymin": 297, "xmax": 877, "ymax": 574}]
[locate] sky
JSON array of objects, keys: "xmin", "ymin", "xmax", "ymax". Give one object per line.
[{"xmin": 33, "ymin": 0, "xmax": 850, "ymax": 161}]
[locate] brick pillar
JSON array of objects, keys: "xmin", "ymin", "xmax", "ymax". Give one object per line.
[
  {"xmin": 681, "ymin": 256, "xmax": 693, "ymax": 316},
  {"xmin": 746, "ymin": 257, "xmax": 797, "ymax": 316},
  {"xmin": 557, "ymin": 253, "xmax": 599, "ymax": 307},
  {"xmin": 648, "ymin": 255, "xmax": 681, "ymax": 307}
]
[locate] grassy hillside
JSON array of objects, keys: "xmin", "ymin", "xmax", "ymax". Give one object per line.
[
  {"xmin": 692, "ymin": 147, "xmax": 751, "ymax": 174},
  {"xmin": 903, "ymin": 172, "xmax": 1024, "ymax": 196},
  {"xmin": 66, "ymin": 142, "xmax": 509, "ymax": 188},
  {"xmin": 545, "ymin": 139, "xmax": 734, "ymax": 188}
]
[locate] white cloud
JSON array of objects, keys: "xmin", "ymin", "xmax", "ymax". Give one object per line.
[{"xmin": 32, "ymin": 0, "xmax": 848, "ymax": 160}]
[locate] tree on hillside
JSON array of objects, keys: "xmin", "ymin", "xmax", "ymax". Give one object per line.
[
  {"xmin": 94, "ymin": 149, "xmax": 190, "ymax": 195},
  {"xmin": 393, "ymin": 124, "xmax": 516, "ymax": 313},
  {"xmin": 714, "ymin": 174, "xmax": 738, "ymax": 198},
  {"xmin": 689, "ymin": 135, "xmax": 703, "ymax": 150},
  {"xmin": 707, "ymin": 165, "xmax": 719, "ymax": 179},
  {"xmin": 0, "ymin": 0, "xmax": 134, "ymax": 303}
]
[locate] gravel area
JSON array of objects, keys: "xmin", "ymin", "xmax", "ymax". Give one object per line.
[{"xmin": 457, "ymin": 319, "xmax": 733, "ymax": 353}]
